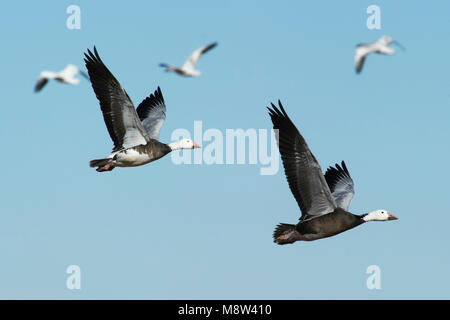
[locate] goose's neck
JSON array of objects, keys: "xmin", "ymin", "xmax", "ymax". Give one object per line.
[
  {"xmin": 168, "ymin": 140, "xmax": 184, "ymax": 151},
  {"xmin": 360, "ymin": 213, "xmax": 370, "ymax": 222}
]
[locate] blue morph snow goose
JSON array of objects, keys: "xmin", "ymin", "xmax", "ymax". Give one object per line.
[
  {"xmin": 84, "ymin": 47, "xmax": 200, "ymax": 172},
  {"xmin": 267, "ymin": 101, "xmax": 397, "ymax": 244}
]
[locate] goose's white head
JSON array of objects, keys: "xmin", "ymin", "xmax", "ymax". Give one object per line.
[
  {"xmin": 169, "ymin": 138, "xmax": 201, "ymax": 150},
  {"xmin": 363, "ymin": 210, "xmax": 398, "ymax": 222}
]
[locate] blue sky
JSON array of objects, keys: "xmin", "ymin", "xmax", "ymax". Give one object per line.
[{"xmin": 0, "ymin": 0, "xmax": 449, "ymax": 299}]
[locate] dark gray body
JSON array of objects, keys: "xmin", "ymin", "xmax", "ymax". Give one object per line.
[
  {"xmin": 274, "ymin": 209, "xmax": 365, "ymax": 244},
  {"xmin": 296, "ymin": 208, "xmax": 364, "ymax": 241}
]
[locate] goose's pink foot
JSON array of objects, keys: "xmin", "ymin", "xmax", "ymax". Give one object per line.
[{"xmin": 96, "ymin": 163, "xmax": 114, "ymax": 172}]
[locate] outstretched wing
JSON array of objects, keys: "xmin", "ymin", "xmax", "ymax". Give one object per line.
[
  {"xmin": 34, "ymin": 70, "xmax": 57, "ymax": 92},
  {"xmin": 182, "ymin": 42, "xmax": 217, "ymax": 70},
  {"xmin": 34, "ymin": 77, "xmax": 49, "ymax": 92},
  {"xmin": 268, "ymin": 101, "xmax": 337, "ymax": 222},
  {"xmin": 324, "ymin": 161, "xmax": 355, "ymax": 211},
  {"xmin": 136, "ymin": 86, "xmax": 166, "ymax": 140},
  {"xmin": 84, "ymin": 46, "xmax": 150, "ymax": 152},
  {"xmin": 60, "ymin": 64, "xmax": 80, "ymax": 78},
  {"xmin": 355, "ymin": 45, "xmax": 369, "ymax": 74}
]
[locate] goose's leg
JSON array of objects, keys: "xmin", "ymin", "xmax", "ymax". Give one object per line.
[{"xmin": 96, "ymin": 163, "xmax": 115, "ymax": 172}]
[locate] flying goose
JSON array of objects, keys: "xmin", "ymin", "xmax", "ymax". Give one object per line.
[
  {"xmin": 159, "ymin": 42, "xmax": 218, "ymax": 77},
  {"xmin": 84, "ymin": 47, "xmax": 200, "ymax": 172},
  {"xmin": 355, "ymin": 35, "xmax": 404, "ymax": 73},
  {"xmin": 267, "ymin": 101, "xmax": 397, "ymax": 244},
  {"xmin": 34, "ymin": 64, "xmax": 88, "ymax": 92}
]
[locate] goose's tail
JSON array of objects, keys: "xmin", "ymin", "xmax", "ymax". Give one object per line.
[
  {"xmin": 273, "ymin": 223, "xmax": 301, "ymax": 245},
  {"xmin": 89, "ymin": 158, "xmax": 115, "ymax": 172}
]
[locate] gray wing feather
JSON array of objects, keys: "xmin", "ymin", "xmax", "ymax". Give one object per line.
[
  {"xmin": 324, "ymin": 161, "xmax": 355, "ymax": 211},
  {"xmin": 136, "ymin": 87, "xmax": 166, "ymax": 140},
  {"xmin": 84, "ymin": 47, "xmax": 150, "ymax": 151},
  {"xmin": 268, "ymin": 101, "xmax": 337, "ymax": 222}
]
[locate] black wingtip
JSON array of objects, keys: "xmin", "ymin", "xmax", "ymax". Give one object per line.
[
  {"xmin": 84, "ymin": 46, "xmax": 101, "ymax": 62},
  {"xmin": 332, "ymin": 161, "xmax": 350, "ymax": 177},
  {"xmin": 267, "ymin": 100, "xmax": 289, "ymax": 121},
  {"xmin": 278, "ymin": 100, "xmax": 287, "ymax": 117},
  {"xmin": 93, "ymin": 46, "xmax": 101, "ymax": 61},
  {"xmin": 155, "ymin": 86, "xmax": 164, "ymax": 103},
  {"xmin": 202, "ymin": 42, "xmax": 218, "ymax": 54},
  {"xmin": 267, "ymin": 100, "xmax": 291, "ymax": 121},
  {"xmin": 135, "ymin": 86, "xmax": 166, "ymax": 121},
  {"xmin": 340, "ymin": 161, "xmax": 350, "ymax": 176},
  {"xmin": 325, "ymin": 160, "xmax": 352, "ymax": 189},
  {"xmin": 267, "ymin": 103, "xmax": 279, "ymax": 119}
]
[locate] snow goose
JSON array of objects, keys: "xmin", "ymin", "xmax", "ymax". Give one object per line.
[
  {"xmin": 268, "ymin": 101, "xmax": 397, "ymax": 244},
  {"xmin": 159, "ymin": 42, "xmax": 217, "ymax": 77},
  {"xmin": 84, "ymin": 47, "xmax": 200, "ymax": 172},
  {"xmin": 355, "ymin": 35, "xmax": 405, "ymax": 73},
  {"xmin": 34, "ymin": 64, "xmax": 88, "ymax": 92}
]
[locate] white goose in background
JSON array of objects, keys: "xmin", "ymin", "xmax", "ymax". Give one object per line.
[
  {"xmin": 354, "ymin": 35, "xmax": 405, "ymax": 73},
  {"xmin": 34, "ymin": 64, "xmax": 88, "ymax": 92},
  {"xmin": 159, "ymin": 42, "xmax": 218, "ymax": 77},
  {"xmin": 84, "ymin": 47, "xmax": 200, "ymax": 172}
]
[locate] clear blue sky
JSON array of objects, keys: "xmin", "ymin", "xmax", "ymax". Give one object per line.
[{"xmin": 0, "ymin": 0, "xmax": 449, "ymax": 299}]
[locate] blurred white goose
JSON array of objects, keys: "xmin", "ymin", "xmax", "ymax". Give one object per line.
[
  {"xmin": 34, "ymin": 64, "xmax": 88, "ymax": 92},
  {"xmin": 159, "ymin": 42, "xmax": 217, "ymax": 77},
  {"xmin": 354, "ymin": 35, "xmax": 404, "ymax": 73},
  {"xmin": 84, "ymin": 47, "xmax": 201, "ymax": 172}
]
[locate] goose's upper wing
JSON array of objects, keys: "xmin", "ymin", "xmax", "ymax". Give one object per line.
[
  {"xmin": 182, "ymin": 42, "xmax": 217, "ymax": 70},
  {"xmin": 324, "ymin": 161, "xmax": 355, "ymax": 211},
  {"xmin": 136, "ymin": 86, "xmax": 166, "ymax": 140},
  {"xmin": 60, "ymin": 64, "xmax": 80, "ymax": 78},
  {"xmin": 34, "ymin": 77, "xmax": 49, "ymax": 92},
  {"xmin": 355, "ymin": 45, "xmax": 370, "ymax": 73},
  {"xmin": 84, "ymin": 47, "xmax": 149, "ymax": 152},
  {"xmin": 268, "ymin": 101, "xmax": 337, "ymax": 222},
  {"xmin": 62, "ymin": 64, "xmax": 89, "ymax": 80},
  {"xmin": 34, "ymin": 71, "xmax": 56, "ymax": 92}
]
